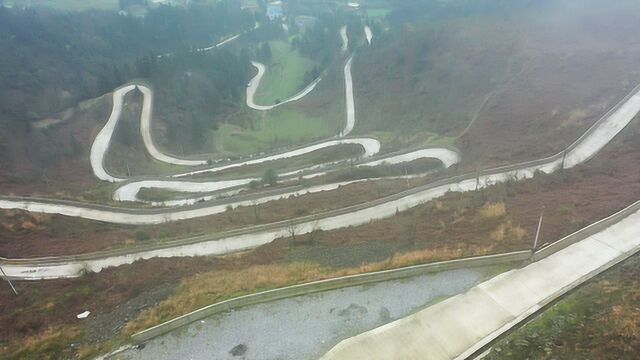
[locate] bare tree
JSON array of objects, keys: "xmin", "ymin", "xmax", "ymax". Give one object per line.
[
  {"xmin": 287, "ymin": 219, "xmax": 299, "ymax": 244},
  {"xmin": 307, "ymin": 220, "xmax": 322, "ymax": 245},
  {"xmin": 252, "ymin": 201, "xmax": 261, "ymax": 224}
]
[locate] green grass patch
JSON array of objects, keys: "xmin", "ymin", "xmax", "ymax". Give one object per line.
[
  {"xmin": 254, "ymin": 40, "xmax": 319, "ymax": 105},
  {"xmin": 427, "ymin": 135, "xmax": 457, "ymax": 146},
  {"xmin": 214, "ymin": 108, "xmax": 330, "ymax": 156},
  {"xmin": 485, "ymin": 254, "xmax": 640, "ymax": 359},
  {"xmin": 136, "ymin": 188, "xmax": 196, "ymax": 203},
  {"xmin": 205, "ymin": 143, "xmax": 364, "ymax": 180},
  {"xmin": 366, "ymin": 7, "xmax": 393, "ymax": 18}
]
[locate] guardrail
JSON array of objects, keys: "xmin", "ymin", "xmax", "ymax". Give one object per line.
[
  {"xmin": 130, "ymin": 250, "xmax": 531, "ymax": 344},
  {"xmin": 533, "ymin": 199, "xmax": 640, "ymax": 261}
]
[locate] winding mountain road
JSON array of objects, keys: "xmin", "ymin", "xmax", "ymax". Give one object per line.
[
  {"xmin": 364, "ymin": 25, "xmax": 373, "ymax": 45},
  {"xmin": 3, "ymin": 25, "xmax": 639, "ymax": 281},
  {"xmin": 246, "ymin": 61, "xmax": 325, "ymax": 111},
  {"xmin": 2, "ymin": 80, "xmax": 639, "ymax": 279},
  {"xmin": 341, "ymin": 55, "xmax": 356, "ymax": 137}
]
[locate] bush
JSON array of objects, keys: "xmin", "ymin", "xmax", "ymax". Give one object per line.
[
  {"xmin": 134, "ymin": 229, "xmax": 150, "ymax": 241},
  {"xmin": 248, "ymin": 180, "xmax": 261, "ymax": 189},
  {"xmin": 262, "ymin": 168, "xmax": 278, "ymax": 186}
]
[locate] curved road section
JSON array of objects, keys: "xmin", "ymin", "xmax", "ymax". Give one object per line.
[
  {"xmin": 246, "ymin": 61, "xmax": 325, "ymax": 111},
  {"xmin": 115, "ymin": 146, "xmax": 460, "ymax": 205},
  {"xmin": 90, "ymin": 84, "xmax": 209, "ymax": 182},
  {"xmin": 89, "ymin": 85, "xmax": 134, "ymax": 182},
  {"xmin": 340, "ymin": 26, "xmax": 348, "ymax": 53},
  {"xmin": 341, "ymin": 56, "xmax": 356, "ymax": 136},
  {"xmin": 364, "ymin": 25, "xmax": 373, "ymax": 45},
  {"xmin": 137, "ymin": 85, "xmax": 209, "ymax": 167},
  {"xmin": 172, "ymin": 137, "xmax": 381, "ymax": 178}
]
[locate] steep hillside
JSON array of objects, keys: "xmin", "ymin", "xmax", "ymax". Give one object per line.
[{"xmin": 353, "ymin": 0, "xmax": 640, "ymax": 166}]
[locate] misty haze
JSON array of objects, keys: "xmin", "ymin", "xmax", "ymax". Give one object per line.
[{"xmin": 1, "ymin": 0, "xmax": 640, "ymax": 359}]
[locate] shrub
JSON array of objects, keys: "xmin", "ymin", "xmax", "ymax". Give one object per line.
[
  {"xmin": 134, "ymin": 229, "xmax": 150, "ymax": 241},
  {"xmin": 248, "ymin": 180, "xmax": 261, "ymax": 189},
  {"xmin": 262, "ymin": 168, "xmax": 278, "ymax": 186}
]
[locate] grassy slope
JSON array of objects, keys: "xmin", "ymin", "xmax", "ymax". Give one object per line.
[
  {"xmin": 213, "ymin": 108, "xmax": 330, "ymax": 155},
  {"xmin": 104, "ymin": 92, "xmax": 189, "ymax": 178},
  {"xmin": 254, "ymin": 40, "xmax": 319, "ymax": 105},
  {"xmin": 211, "ymin": 54, "xmax": 346, "ymax": 157},
  {"xmin": 4, "ymin": 109, "xmax": 640, "ymax": 360},
  {"xmin": 486, "ymin": 253, "xmax": 640, "ymax": 360},
  {"xmin": 366, "ymin": 8, "xmax": 392, "ymax": 18},
  {"xmin": 354, "ymin": 1, "xmax": 640, "ymax": 168}
]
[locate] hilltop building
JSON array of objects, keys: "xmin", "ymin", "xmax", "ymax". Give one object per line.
[{"xmin": 267, "ymin": 1, "xmax": 284, "ymax": 20}]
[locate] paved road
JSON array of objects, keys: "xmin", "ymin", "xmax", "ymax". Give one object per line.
[
  {"xmin": 137, "ymin": 85, "xmax": 208, "ymax": 167},
  {"xmin": 5, "ymin": 32, "xmax": 461, "ymax": 213},
  {"xmin": 321, "ymin": 203, "xmax": 640, "ymax": 360},
  {"xmin": 364, "ymin": 25, "xmax": 373, "ymax": 45},
  {"xmin": 341, "ymin": 56, "xmax": 355, "ymax": 137},
  {"xmin": 171, "ymin": 138, "xmax": 381, "ymax": 178},
  {"xmin": 100, "ymin": 25, "xmax": 421, "ymax": 206},
  {"xmin": 110, "ymin": 266, "xmax": 502, "ymax": 360},
  {"xmin": 359, "ymin": 148, "xmax": 459, "ymax": 168},
  {"xmin": 246, "ymin": 61, "xmax": 325, "ymax": 111},
  {"xmin": 340, "ymin": 26, "xmax": 348, "ymax": 52},
  {"xmin": 1, "ymin": 81, "xmax": 639, "ymax": 279},
  {"xmin": 115, "ymin": 146, "xmax": 459, "ymax": 204},
  {"xmin": 3, "ymin": 21, "xmax": 640, "ymax": 279},
  {"xmin": 89, "ymin": 85, "xmax": 134, "ymax": 182}
]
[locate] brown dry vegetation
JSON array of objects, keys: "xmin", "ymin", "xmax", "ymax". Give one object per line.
[
  {"xmin": 2, "ymin": 112, "xmax": 639, "ymax": 262},
  {"xmin": 355, "ymin": 1, "xmax": 640, "ymax": 169},
  {"xmin": 0, "ymin": 241, "xmax": 484, "ymax": 359},
  {"xmin": 0, "ymin": 155, "xmax": 441, "ymax": 258},
  {"xmin": 0, "ymin": 94, "xmax": 112, "ymax": 198},
  {"xmin": 1, "ymin": 118, "xmax": 639, "ymax": 358},
  {"xmin": 282, "ymin": 119, "xmax": 640, "ymax": 266},
  {"xmin": 0, "ymin": 179, "xmax": 409, "ymax": 257},
  {"xmin": 123, "ymin": 244, "xmax": 488, "ymax": 336},
  {"xmin": 5, "ymin": 2, "xmax": 640, "ymax": 358}
]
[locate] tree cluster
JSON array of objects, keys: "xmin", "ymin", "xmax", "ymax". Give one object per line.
[{"xmin": 0, "ymin": 1, "xmax": 254, "ymax": 128}]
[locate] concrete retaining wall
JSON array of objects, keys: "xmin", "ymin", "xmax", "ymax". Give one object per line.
[{"xmin": 130, "ymin": 251, "xmax": 530, "ymax": 343}]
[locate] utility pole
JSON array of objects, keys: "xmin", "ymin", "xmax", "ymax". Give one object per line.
[
  {"xmin": 0, "ymin": 265, "xmax": 18, "ymax": 295},
  {"xmin": 532, "ymin": 209, "xmax": 544, "ymax": 253}
]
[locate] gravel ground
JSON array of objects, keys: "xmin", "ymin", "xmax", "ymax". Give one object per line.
[{"xmin": 111, "ymin": 266, "xmax": 505, "ymax": 360}]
